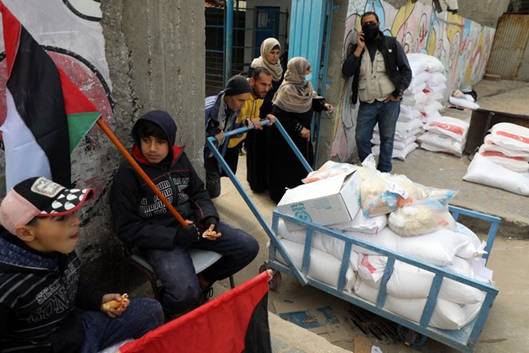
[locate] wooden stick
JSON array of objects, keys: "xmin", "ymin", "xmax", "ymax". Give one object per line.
[{"xmin": 96, "ymin": 119, "xmax": 187, "ymax": 226}]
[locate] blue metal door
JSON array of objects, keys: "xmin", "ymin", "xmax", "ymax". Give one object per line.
[
  {"xmin": 254, "ymin": 7, "xmax": 281, "ymax": 57},
  {"xmin": 288, "ymin": 0, "xmax": 331, "ymax": 92}
]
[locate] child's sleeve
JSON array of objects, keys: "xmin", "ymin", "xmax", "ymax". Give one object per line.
[{"xmin": 110, "ymin": 164, "xmax": 183, "ymax": 249}]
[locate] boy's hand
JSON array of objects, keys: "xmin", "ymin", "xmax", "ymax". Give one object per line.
[
  {"xmin": 101, "ymin": 293, "xmax": 129, "ymax": 318},
  {"xmin": 266, "ymin": 114, "xmax": 277, "ymax": 125},
  {"xmin": 202, "ymin": 224, "xmax": 222, "ymax": 240}
]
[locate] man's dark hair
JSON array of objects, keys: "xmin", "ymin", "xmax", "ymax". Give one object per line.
[
  {"xmin": 361, "ymin": 11, "xmax": 379, "ymax": 24},
  {"xmin": 251, "ymin": 67, "xmax": 272, "ymax": 80},
  {"xmin": 137, "ymin": 120, "xmax": 167, "ymax": 142}
]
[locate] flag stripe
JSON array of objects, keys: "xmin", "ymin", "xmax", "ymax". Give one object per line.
[
  {"xmin": 0, "ymin": 2, "xmax": 20, "ymax": 78},
  {"xmin": 67, "ymin": 112, "xmax": 100, "ymax": 153},
  {"xmin": 1, "ymin": 90, "xmax": 52, "ymax": 189},
  {"xmin": 5, "ymin": 24, "xmax": 70, "ymax": 186}
]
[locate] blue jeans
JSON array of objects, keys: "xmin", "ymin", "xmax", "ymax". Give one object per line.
[
  {"xmin": 80, "ymin": 298, "xmax": 164, "ymax": 353},
  {"xmin": 355, "ymin": 100, "xmax": 401, "ymax": 172},
  {"xmin": 143, "ymin": 222, "xmax": 259, "ymax": 315}
]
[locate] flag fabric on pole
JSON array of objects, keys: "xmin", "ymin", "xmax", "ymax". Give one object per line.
[
  {"xmin": 0, "ymin": 3, "xmax": 100, "ymax": 189},
  {"xmin": 120, "ymin": 272, "xmax": 273, "ymax": 353}
]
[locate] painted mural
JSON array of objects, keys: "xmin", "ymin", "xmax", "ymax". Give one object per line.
[
  {"xmin": 332, "ymin": 0, "xmax": 496, "ymax": 162},
  {"xmin": 0, "ymin": 0, "xmax": 113, "ymax": 203}
]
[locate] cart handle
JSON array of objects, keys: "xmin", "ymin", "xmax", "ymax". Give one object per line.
[{"xmin": 207, "ymin": 118, "xmax": 313, "ymax": 173}]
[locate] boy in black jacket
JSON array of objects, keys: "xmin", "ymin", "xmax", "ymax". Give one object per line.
[
  {"xmin": 0, "ymin": 177, "xmax": 163, "ymax": 353},
  {"xmin": 110, "ymin": 110, "xmax": 259, "ymax": 316}
]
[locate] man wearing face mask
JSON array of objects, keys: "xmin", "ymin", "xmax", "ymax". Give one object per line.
[{"xmin": 342, "ymin": 12, "xmax": 412, "ymax": 172}]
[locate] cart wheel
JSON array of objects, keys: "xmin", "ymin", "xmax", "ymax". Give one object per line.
[
  {"xmin": 259, "ymin": 264, "xmax": 282, "ymax": 291},
  {"xmin": 397, "ymin": 325, "xmax": 428, "ymax": 348},
  {"xmin": 258, "ymin": 264, "xmax": 269, "ymax": 274},
  {"xmin": 269, "ymin": 271, "xmax": 282, "ymax": 292}
]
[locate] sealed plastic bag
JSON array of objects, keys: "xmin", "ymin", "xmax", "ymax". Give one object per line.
[{"xmin": 388, "ymin": 199, "xmax": 457, "ymax": 237}]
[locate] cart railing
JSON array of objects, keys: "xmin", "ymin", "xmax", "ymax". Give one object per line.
[
  {"xmin": 205, "ymin": 117, "xmax": 501, "ymax": 353},
  {"xmin": 206, "ymin": 118, "xmax": 312, "ymax": 285},
  {"xmin": 269, "ymin": 210, "xmax": 499, "ymax": 353}
]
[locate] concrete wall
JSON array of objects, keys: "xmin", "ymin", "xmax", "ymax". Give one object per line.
[{"xmin": 0, "ymin": 0, "xmax": 205, "ymax": 285}]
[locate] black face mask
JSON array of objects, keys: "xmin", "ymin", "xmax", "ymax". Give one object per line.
[{"xmin": 362, "ymin": 23, "xmax": 379, "ymax": 43}]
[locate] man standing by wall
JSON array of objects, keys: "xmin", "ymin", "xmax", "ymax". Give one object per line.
[{"xmin": 342, "ymin": 12, "xmax": 412, "ymax": 172}]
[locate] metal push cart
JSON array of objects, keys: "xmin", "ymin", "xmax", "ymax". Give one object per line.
[{"xmin": 206, "ymin": 119, "xmax": 500, "ymax": 353}]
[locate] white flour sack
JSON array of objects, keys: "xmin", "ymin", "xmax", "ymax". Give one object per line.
[
  {"xmin": 483, "ymin": 135, "xmax": 529, "ymax": 158},
  {"xmin": 418, "ymin": 132, "xmax": 464, "ymax": 157},
  {"xmin": 278, "ymin": 239, "xmax": 356, "ymax": 291},
  {"xmin": 344, "ymin": 226, "xmax": 483, "ymax": 267},
  {"xmin": 357, "ymin": 255, "xmax": 485, "ymax": 305},
  {"xmin": 353, "ymin": 280, "xmax": 482, "ymax": 330},
  {"xmin": 424, "ymin": 116, "xmax": 469, "ymax": 142},
  {"xmin": 277, "ymin": 219, "xmax": 361, "ymax": 270},
  {"xmin": 463, "ymin": 153, "xmax": 529, "ymax": 196},
  {"xmin": 372, "ymin": 143, "xmax": 418, "ymax": 161},
  {"xmin": 407, "ymin": 53, "xmax": 445, "ymax": 73},
  {"xmin": 331, "ymin": 211, "xmax": 387, "ymax": 235},
  {"xmin": 478, "ymin": 147, "xmax": 529, "ymax": 174},
  {"xmin": 489, "ymin": 123, "xmax": 529, "ymax": 152}
]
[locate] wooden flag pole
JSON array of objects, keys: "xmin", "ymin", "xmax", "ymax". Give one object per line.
[{"xmin": 96, "ymin": 119, "xmax": 188, "ymax": 227}]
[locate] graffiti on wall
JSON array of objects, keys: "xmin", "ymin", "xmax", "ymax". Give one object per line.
[
  {"xmin": 0, "ymin": 0, "xmax": 113, "ymax": 200},
  {"xmin": 332, "ymin": 0, "xmax": 496, "ymax": 162},
  {"xmin": 345, "ymin": 0, "xmax": 495, "ymax": 91}
]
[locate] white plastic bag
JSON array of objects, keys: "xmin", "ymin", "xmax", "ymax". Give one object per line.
[
  {"xmin": 388, "ymin": 199, "xmax": 457, "ymax": 237},
  {"xmin": 372, "ymin": 134, "xmax": 417, "ymax": 150},
  {"xmin": 302, "ymin": 161, "xmax": 359, "ymax": 183},
  {"xmin": 463, "ymin": 153, "xmax": 529, "ymax": 196}
]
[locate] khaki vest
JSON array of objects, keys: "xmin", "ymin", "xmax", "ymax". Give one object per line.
[{"xmin": 358, "ymin": 49, "xmax": 396, "ymax": 103}]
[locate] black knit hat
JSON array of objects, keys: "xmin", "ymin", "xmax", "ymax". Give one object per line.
[{"xmin": 224, "ymin": 75, "xmax": 251, "ymax": 96}]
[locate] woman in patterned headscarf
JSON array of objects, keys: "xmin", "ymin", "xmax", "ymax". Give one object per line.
[
  {"xmin": 245, "ymin": 38, "xmax": 285, "ymax": 193},
  {"xmin": 267, "ymin": 57, "xmax": 334, "ymax": 203}
]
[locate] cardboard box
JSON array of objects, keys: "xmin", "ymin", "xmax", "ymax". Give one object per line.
[{"xmin": 277, "ymin": 172, "xmax": 360, "ymax": 231}]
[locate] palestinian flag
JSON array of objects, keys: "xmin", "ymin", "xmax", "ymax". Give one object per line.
[
  {"xmin": 0, "ymin": 3, "xmax": 100, "ymax": 189},
  {"xmin": 120, "ymin": 272, "xmax": 272, "ymax": 353}
]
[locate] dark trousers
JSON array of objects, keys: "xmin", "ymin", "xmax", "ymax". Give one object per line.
[
  {"xmin": 143, "ymin": 222, "xmax": 259, "ymax": 315},
  {"xmin": 205, "ymin": 145, "xmax": 240, "ymax": 199},
  {"xmin": 80, "ymin": 298, "xmax": 164, "ymax": 353},
  {"xmin": 355, "ymin": 100, "xmax": 400, "ymax": 172}
]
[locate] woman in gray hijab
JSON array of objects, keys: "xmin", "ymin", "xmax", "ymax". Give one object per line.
[
  {"xmin": 246, "ymin": 38, "xmax": 284, "ymax": 193},
  {"xmin": 267, "ymin": 57, "xmax": 334, "ymax": 203}
]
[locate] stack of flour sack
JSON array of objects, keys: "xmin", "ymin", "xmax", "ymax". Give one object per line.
[
  {"xmin": 276, "ymin": 157, "xmax": 493, "ymax": 331},
  {"xmin": 464, "ymin": 122, "xmax": 529, "ymax": 196},
  {"xmin": 371, "ymin": 53, "xmax": 448, "ymax": 161}
]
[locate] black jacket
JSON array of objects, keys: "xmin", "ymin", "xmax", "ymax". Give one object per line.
[
  {"xmin": 110, "ymin": 112, "xmax": 219, "ymax": 250},
  {"xmin": 0, "ymin": 231, "xmax": 102, "ymax": 353},
  {"xmin": 342, "ymin": 33, "xmax": 412, "ymax": 104}
]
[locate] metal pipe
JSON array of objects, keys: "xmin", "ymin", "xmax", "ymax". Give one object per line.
[
  {"xmin": 96, "ymin": 119, "xmax": 188, "ymax": 227},
  {"xmin": 223, "ymin": 0, "xmax": 234, "ymax": 84}
]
